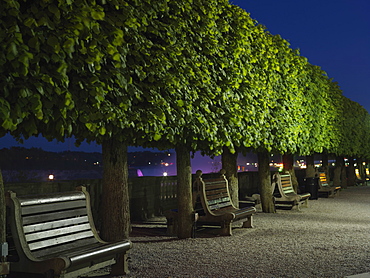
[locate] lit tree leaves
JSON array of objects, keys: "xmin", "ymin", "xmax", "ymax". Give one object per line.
[{"xmin": 1, "ymin": 0, "xmax": 370, "ymax": 161}]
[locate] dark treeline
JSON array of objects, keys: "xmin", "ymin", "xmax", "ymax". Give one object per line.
[{"xmin": 0, "ymin": 147, "xmax": 170, "ymax": 170}]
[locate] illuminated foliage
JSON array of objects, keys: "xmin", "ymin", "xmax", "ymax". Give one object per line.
[{"xmin": 1, "ymin": 0, "xmax": 369, "ymax": 160}]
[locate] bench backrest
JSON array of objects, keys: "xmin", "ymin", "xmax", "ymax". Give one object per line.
[
  {"xmin": 355, "ymin": 168, "xmax": 363, "ymax": 180},
  {"xmin": 272, "ymin": 173, "xmax": 296, "ymax": 197},
  {"xmin": 279, "ymin": 174, "xmax": 295, "ymax": 195},
  {"xmin": 319, "ymin": 172, "xmax": 329, "ymax": 187},
  {"xmin": 194, "ymin": 171, "xmax": 235, "ymax": 214},
  {"xmin": 6, "ymin": 187, "xmax": 101, "ymax": 260}
]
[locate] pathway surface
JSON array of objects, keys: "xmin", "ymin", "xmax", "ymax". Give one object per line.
[{"xmin": 87, "ymin": 185, "xmax": 370, "ymax": 278}]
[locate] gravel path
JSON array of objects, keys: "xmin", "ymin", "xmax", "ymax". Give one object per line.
[{"xmin": 91, "ymin": 186, "xmax": 370, "ymax": 278}]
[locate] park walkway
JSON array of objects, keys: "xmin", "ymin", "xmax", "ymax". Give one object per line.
[{"xmin": 88, "ymin": 185, "xmax": 370, "ymax": 278}]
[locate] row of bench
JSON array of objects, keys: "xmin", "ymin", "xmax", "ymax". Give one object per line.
[
  {"xmin": 3, "ymin": 171, "xmax": 341, "ymax": 277},
  {"xmin": 272, "ymin": 171, "xmax": 341, "ymax": 209},
  {"xmin": 166, "ymin": 171, "xmax": 342, "ymax": 235}
]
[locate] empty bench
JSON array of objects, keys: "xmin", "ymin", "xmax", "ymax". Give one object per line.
[
  {"xmin": 192, "ymin": 170, "xmax": 256, "ymax": 236},
  {"xmin": 355, "ymin": 169, "xmax": 367, "ymax": 186},
  {"xmin": 318, "ymin": 172, "xmax": 340, "ymax": 197},
  {"xmin": 272, "ymin": 173, "xmax": 311, "ymax": 210},
  {"xmin": 6, "ymin": 186, "xmax": 132, "ymax": 278}
]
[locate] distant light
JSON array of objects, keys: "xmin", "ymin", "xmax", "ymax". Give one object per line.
[
  {"xmin": 137, "ymin": 169, "xmax": 144, "ymax": 177},
  {"xmin": 48, "ymin": 174, "xmax": 54, "ymax": 180},
  {"xmin": 163, "ymin": 172, "xmax": 168, "ymax": 177}
]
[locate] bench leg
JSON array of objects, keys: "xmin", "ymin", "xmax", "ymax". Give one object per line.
[
  {"xmin": 220, "ymin": 221, "xmax": 232, "ymax": 236},
  {"xmin": 111, "ymin": 252, "xmax": 130, "ymax": 275},
  {"xmin": 166, "ymin": 217, "xmax": 177, "ymax": 236},
  {"xmin": 242, "ymin": 215, "xmax": 253, "ymax": 228}
]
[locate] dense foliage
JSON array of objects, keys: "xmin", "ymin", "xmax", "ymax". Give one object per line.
[{"xmin": 1, "ymin": 0, "xmax": 369, "ymax": 159}]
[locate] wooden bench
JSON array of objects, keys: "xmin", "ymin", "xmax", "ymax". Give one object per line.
[
  {"xmin": 192, "ymin": 170, "xmax": 256, "ymax": 236},
  {"xmin": 6, "ymin": 186, "xmax": 132, "ymax": 278},
  {"xmin": 272, "ymin": 173, "xmax": 311, "ymax": 210},
  {"xmin": 318, "ymin": 172, "xmax": 340, "ymax": 197},
  {"xmin": 355, "ymin": 169, "xmax": 367, "ymax": 186}
]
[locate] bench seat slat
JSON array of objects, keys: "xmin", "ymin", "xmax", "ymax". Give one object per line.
[
  {"xmin": 23, "ymin": 216, "xmax": 89, "ymax": 233},
  {"xmin": 21, "ymin": 200, "xmax": 86, "ymax": 216},
  {"xmin": 25, "ymin": 223, "xmax": 91, "ymax": 242},
  {"xmin": 32, "ymin": 237, "xmax": 99, "ymax": 259},
  {"xmin": 22, "ymin": 208, "xmax": 87, "ymax": 225},
  {"xmin": 34, "ymin": 240, "xmax": 132, "ymax": 267},
  {"xmin": 206, "ymin": 188, "xmax": 228, "ymax": 195},
  {"xmin": 204, "ymin": 184, "xmax": 227, "ymax": 190},
  {"xmin": 208, "ymin": 197, "xmax": 230, "ymax": 204},
  {"xmin": 28, "ymin": 230, "xmax": 94, "ymax": 251},
  {"xmin": 206, "ymin": 193, "xmax": 229, "ymax": 201},
  {"xmin": 69, "ymin": 240, "xmax": 132, "ymax": 265},
  {"xmin": 208, "ymin": 202, "xmax": 233, "ymax": 211},
  {"xmin": 17, "ymin": 192, "xmax": 85, "ymax": 206}
]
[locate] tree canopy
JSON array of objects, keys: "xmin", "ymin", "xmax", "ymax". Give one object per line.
[{"xmin": 1, "ymin": 0, "xmax": 369, "ymax": 159}]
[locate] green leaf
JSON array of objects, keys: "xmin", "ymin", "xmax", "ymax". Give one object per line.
[
  {"xmin": 177, "ymin": 100, "xmax": 184, "ymax": 107},
  {"xmin": 91, "ymin": 10, "xmax": 105, "ymax": 20},
  {"xmin": 153, "ymin": 133, "xmax": 161, "ymax": 141},
  {"xmin": 99, "ymin": 126, "xmax": 106, "ymax": 135}
]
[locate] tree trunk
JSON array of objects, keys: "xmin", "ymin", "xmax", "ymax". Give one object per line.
[
  {"xmin": 1, "ymin": 169, "xmax": 8, "ymax": 274},
  {"xmin": 176, "ymin": 146, "xmax": 193, "ymax": 239},
  {"xmin": 347, "ymin": 157, "xmax": 356, "ymax": 186},
  {"xmin": 0, "ymin": 170, "xmax": 5, "ymax": 245},
  {"xmin": 258, "ymin": 151, "xmax": 275, "ymax": 213},
  {"xmin": 305, "ymin": 155, "xmax": 315, "ymax": 178},
  {"xmin": 333, "ymin": 156, "xmax": 343, "ymax": 188},
  {"xmin": 341, "ymin": 158, "xmax": 348, "ymax": 189},
  {"xmin": 101, "ymin": 139, "xmax": 130, "ymax": 241},
  {"xmin": 358, "ymin": 159, "xmax": 366, "ymax": 181},
  {"xmin": 282, "ymin": 153, "xmax": 298, "ymax": 192},
  {"xmin": 221, "ymin": 146, "xmax": 239, "ymax": 208},
  {"xmin": 321, "ymin": 153, "xmax": 330, "ymax": 182}
]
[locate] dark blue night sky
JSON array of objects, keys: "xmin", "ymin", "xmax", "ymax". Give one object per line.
[
  {"xmin": 231, "ymin": 0, "xmax": 370, "ymax": 113},
  {"xmin": 1, "ymin": 0, "xmax": 369, "ymax": 152}
]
